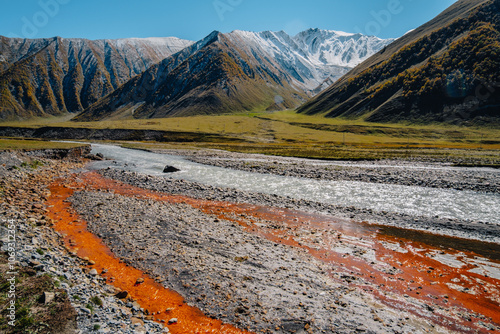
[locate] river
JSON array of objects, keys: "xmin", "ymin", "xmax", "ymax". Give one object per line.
[{"xmin": 89, "ymin": 143, "xmax": 500, "ymax": 225}]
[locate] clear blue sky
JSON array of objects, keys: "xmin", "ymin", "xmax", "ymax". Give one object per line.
[{"xmin": 1, "ymin": 0, "xmax": 457, "ymax": 41}]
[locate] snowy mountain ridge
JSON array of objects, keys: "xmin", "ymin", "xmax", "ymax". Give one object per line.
[
  {"xmin": 0, "ymin": 29, "xmax": 394, "ymax": 119},
  {"xmin": 227, "ymin": 28, "xmax": 394, "ymax": 90}
]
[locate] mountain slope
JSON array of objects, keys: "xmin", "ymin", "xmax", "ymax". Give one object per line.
[
  {"xmin": 0, "ymin": 36, "xmax": 193, "ymax": 119},
  {"xmin": 298, "ymin": 0, "xmax": 500, "ymax": 125},
  {"xmin": 73, "ymin": 31, "xmax": 309, "ymax": 120},
  {"xmin": 74, "ymin": 30, "xmax": 393, "ymax": 121}
]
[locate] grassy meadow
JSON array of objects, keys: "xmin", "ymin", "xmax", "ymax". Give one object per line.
[
  {"xmin": 1, "ymin": 110, "xmax": 499, "ymax": 164},
  {"xmin": 0, "ymin": 138, "xmax": 88, "ymax": 151}
]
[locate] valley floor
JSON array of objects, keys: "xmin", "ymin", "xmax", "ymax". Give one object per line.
[{"xmin": 1, "ymin": 147, "xmax": 499, "ymax": 333}]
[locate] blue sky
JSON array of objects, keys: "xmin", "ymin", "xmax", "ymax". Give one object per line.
[{"xmin": 1, "ymin": 0, "xmax": 457, "ymax": 41}]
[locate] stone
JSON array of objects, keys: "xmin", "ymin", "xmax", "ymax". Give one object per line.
[
  {"xmin": 28, "ymin": 260, "xmax": 41, "ymax": 267},
  {"xmin": 34, "ymin": 264, "xmax": 46, "ymax": 271},
  {"xmin": 42, "ymin": 291, "xmax": 55, "ymax": 304},
  {"xmin": 89, "ymin": 269, "xmax": 98, "ymax": 276},
  {"xmin": 115, "ymin": 291, "xmax": 128, "ymax": 299},
  {"xmin": 131, "ymin": 317, "xmax": 144, "ymax": 326},
  {"xmin": 163, "ymin": 166, "xmax": 180, "ymax": 173},
  {"xmin": 168, "ymin": 318, "xmax": 178, "ymax": 324},
  {"xmin": 81, "ymin": 307, "xmax": 91, "ymax": 315}
]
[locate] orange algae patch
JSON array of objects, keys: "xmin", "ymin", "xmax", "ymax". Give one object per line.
[
  {"xmin": 46, "ymin": 175, "xmax": 251, "ymax": 334},
  {"xmin": 48, "ymin": 171, "xmax": 500, "ymax": 333}
]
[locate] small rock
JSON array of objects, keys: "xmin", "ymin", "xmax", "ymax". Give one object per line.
[
  {"xmin": 42, "ymin": 291, "xmax": 55, "ymax": 304},
  {"xmin": 115, "ymin": 291, "xmax": 128, "ymax": 299},
  {"xmin": 131, "ymin": 317, "xmax": 144, "ymax": 326},
  {"xmin": 89, "ymin": 269, "xmax": 98, "ymax": 276},
  {"xmin": 34, "ymin": 264, "xmax": 45, "ymax": 271},
  {"xmin": 28, "ymin": 260, "xmax": 41, "ymax": 267},
  {"xmin": 81, "ymin": 307, "xmax": 91, "ymax": 315},
  {"xmin": 168, "ymin": 318, "xmax": 178, "ymax": 324},
  {"xmin": 136, "ymin": 277, "xmax": 145, "ymax": 284}
]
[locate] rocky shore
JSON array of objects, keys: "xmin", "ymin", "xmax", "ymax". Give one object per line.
[
  {"xmin": 0, "ymin": 151, "xmax": 169, "ymax": 334},
  {"xmin": 151, "ymin": 148, "xmax": 500, "ymax": 193}
]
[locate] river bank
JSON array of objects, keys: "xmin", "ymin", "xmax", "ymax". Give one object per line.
[{"xmin": 0, "ymin": 151, "xmax": 170, "ymax": 333}]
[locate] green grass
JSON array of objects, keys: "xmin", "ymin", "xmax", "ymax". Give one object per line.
[
  {"xmin": 19, "ymin": 110, "xmax": 500, "ymax": 148},
  {"xmin": 0, "ymin": 139, "xmax": 87, "ymax": 151},
  {"xmin": 90, "ymin": 296, "xmax": 103, "ymax": 307}
]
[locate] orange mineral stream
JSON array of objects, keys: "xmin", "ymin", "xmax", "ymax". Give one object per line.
[
  {"xmin": 47, "ymin": 173, "xmax": 252, "ymax": 334},
  {"xmin": 47, "ymin": 171, "xmax": 500, "ymax": 333}
]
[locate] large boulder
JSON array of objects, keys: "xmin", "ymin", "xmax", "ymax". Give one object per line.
[{"xmin": 163, "ymin": 165, "xmax": 180, "ymax": 173}]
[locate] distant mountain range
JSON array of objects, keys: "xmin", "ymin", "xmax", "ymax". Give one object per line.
[
  {"xmin": 0, "ymin": 36, "xmax": 193, "ymax": 119},
  {"xmin": 2, "ymin": 0, "xmax": 497, "ymax": 125},
  {"xmin": 298, "ymin": 0, "xmax": 500, "ymax": 125},
  {"xmin": 0, "ymin": 29, "xmax": 393, "ymax": 121}
]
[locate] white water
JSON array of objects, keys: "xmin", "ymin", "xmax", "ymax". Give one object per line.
[{"xmin": 90, "ymin": 144, "xmax": 500, "ymax": 224}]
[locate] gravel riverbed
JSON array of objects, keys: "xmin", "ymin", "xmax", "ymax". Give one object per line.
[
  {"xmin": 69, "ymin": 187, "xmax": 440, "ymax": 334},
  {"xmin": 2, "ymin": 148, "xmax": 499, "ymax": 333}
]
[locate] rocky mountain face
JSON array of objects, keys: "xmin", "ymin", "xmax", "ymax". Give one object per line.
[
  {"xmin": 0, "ymin": 36, "xmax": 193, "ymax": 119},
  {"xmin": 298, "ymin": 0, "xmax": 500, "ymax": 125},
  {"xmin": 73, "ymin": 30, "xmax": 393, "ymax": 121},
  {"xmin": 0, "ymin": 29, "xmax": 392, "ymax": 121}
]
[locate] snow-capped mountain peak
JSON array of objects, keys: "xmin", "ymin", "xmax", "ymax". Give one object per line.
[{"xmin": 225, "ymin": 28, "xmax": 394, "ymax": 91}]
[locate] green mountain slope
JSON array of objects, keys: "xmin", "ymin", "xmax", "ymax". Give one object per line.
[
  {"xmin": 0, "ymin": 37, "xmax": 192, "ymax": 120},
  {"xmin": 298, "ymin": 0, "xmax": 500, "ymax": 125}
]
